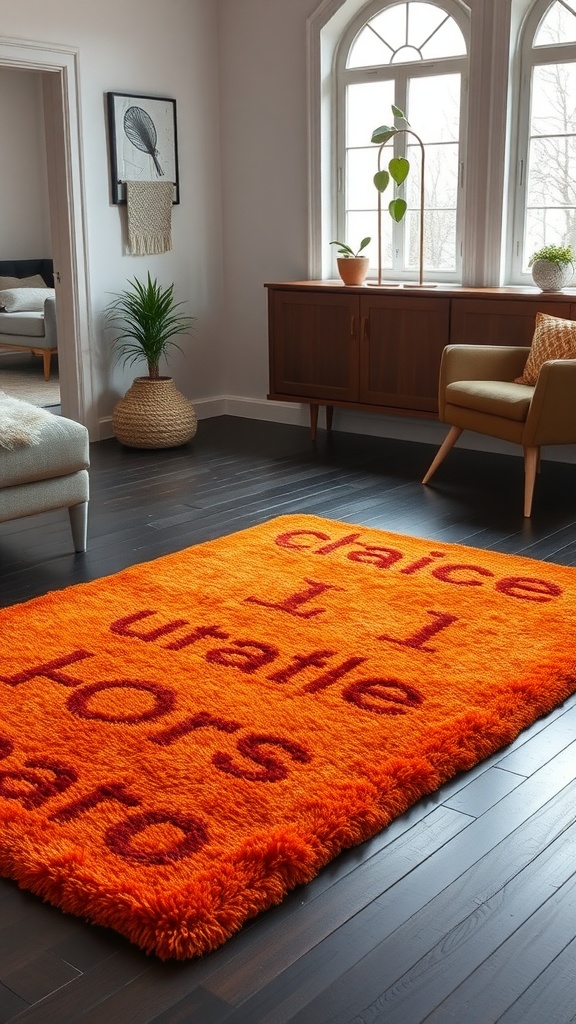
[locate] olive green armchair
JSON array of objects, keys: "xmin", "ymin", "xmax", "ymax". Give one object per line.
[{"xmin": 422, "ymin": 344, "xmax": 576, "ymax": 516}]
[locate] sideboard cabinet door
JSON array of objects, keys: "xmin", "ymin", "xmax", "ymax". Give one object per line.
[
  {"xmin": 268, "ymin": 290, "xmax": 360, "ymax": 402},
  {"xmin": 450, "ymin": 298, "xmax": 573, "ymax": 346},
  {"xmin": 359, "ymin": 294, "xmax": 450, "ymax": 412}
]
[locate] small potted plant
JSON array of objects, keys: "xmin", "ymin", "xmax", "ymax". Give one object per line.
[
  {"xmin": 105, "ymin": 272, "xmax": 197, "ymax": 448},
  {"xmin": 528, "ymin": 243, "xmax": 575, "ymax": 292},
  {"xmin": 330, "ymin": 237, "xmax": 371, "ymax": 285}
]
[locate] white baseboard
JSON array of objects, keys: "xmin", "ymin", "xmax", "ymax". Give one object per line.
[{"xmin": 98, "ymin": 394, "xmax": 576, "ymax": 464}]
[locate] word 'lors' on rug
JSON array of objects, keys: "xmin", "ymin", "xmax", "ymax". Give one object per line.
[{"xmin": 1, "ymin": 514, "xmax": 575, "ymax": 959}]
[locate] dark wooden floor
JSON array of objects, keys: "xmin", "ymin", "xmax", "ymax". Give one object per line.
[{"xmin": 1, "ymin": 415, "xmax": 576, "ymax": 1024}]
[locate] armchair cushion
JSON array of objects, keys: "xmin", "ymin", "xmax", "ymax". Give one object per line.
[
  {"xmin": 446, "ymin": 380, "xmax": 534, "ymax": 422},
  {"xmin": 515, "ymin": 312, "xmax": 576, "ymax": 385}
]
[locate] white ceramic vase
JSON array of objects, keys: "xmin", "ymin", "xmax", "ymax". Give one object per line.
[{"xmin": 531, "ymin": 259, "xmax": 574, "ymax": 292}]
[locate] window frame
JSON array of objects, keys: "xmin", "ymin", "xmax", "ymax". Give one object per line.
[
  {"xmin": 333, "ymin": 0, "xmax": 470, "ymax": 284},
  {"xmin": 508, "ymin": 0, "xmax": 576, "ymax": 284}
]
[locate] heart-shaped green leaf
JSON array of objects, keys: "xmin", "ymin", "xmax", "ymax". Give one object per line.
[
  {"xmin": 374, "ymin": 170, "xmax": 390, "ymax": 193},
  {"xmin": 391, "ymin": 104, "xmax": 409, "ymax": 125},
  {"xmin": 389, "ymin": 158, "xmax": 410, "ymax": 186},
  {"xmin": 371, "ymin": 125, "xmax": 397, "ymax": 145},
  {"xmin": 389, "ymin": 198, "xmax": 407, "ymax": 222}
]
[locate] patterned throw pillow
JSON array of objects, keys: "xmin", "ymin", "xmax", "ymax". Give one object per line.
[
  {"xmin": 0, "ymin": 275, "xmax": 47, "ymax": 290},
  {"xmin": 515, "ymin": 312, "xmax": 576, "ymax": 385}
]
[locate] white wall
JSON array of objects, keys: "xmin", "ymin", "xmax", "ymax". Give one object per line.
[
  {"xmin": 0, "ymin": 0, "xmax": 223, "ymax": 431},
  {"xmin": 0, "ymin": 68, "xmax": 51, "ymax": 258},
  {"xmin": 218, "ymin": 0, "xmax": 320, "ymax": 409}
]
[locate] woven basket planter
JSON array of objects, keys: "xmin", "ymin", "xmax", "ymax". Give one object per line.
[{"xmin": 112, "ymin": 377, "xmax": 197, "ymax": 449}]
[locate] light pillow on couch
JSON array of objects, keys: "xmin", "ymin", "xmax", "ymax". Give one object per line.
[
  {"xmin": 0, "ymin": 275, "xmax": 47, "ymax": 291},
  {"xmin": 515, "ymin": 311, "xmax": 576, "ymax": 385},
  {"xmin": 0, "ymin": 287, "xmax": 55, "ymax": 313}
]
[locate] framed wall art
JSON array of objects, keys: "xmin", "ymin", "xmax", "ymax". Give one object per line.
[{"xmin": 107, "ymin": 92, "xmax": 180, "ymax": 205}]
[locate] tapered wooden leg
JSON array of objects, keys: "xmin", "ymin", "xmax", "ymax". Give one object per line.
[
  {"xmin": 523, "ymin": 445, "xmax": 540, "ymax": 517},
  {"xmin": 422, "ymin": 426, "xmax": 463, "ymax": 484},
  {"xmin": 326, "ymin": 405, "xmax": 334, "ymax": 432},
  {"xmin": 309, "ymin": 404, "xmax": 319, "ymax": 442},
  {"xmin": 42, "ymin": 350, "xmax": 52, "ymax": 381},
  {"xmin": 69, "ymin": 501, "xmax": 88, "ymax": 552}
]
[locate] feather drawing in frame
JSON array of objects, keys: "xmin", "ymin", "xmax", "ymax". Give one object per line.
[{"xmin": 107, "ymin": 92, "xmax": 179, "ymax": 205}]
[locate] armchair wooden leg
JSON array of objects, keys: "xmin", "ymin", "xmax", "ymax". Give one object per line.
[
  {"xmin": 523, "ymin": 446, "xmax": 540, "ymax": 518},
  {"xmin": 422, "ymin": 426, "xmax": 463, "ymax": 484}
]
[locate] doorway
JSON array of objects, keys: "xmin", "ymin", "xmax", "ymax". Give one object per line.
[{"xmin": 0, "ymin": 37, "xmax": 94, "ymax": 436}]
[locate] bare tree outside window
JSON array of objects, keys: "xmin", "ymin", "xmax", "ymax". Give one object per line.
[
  {"xmin": 524, "ymin": 61, "xmax": 576, "ymax": 267},
  {"xmin": 513, "ymin": 1, "xmax": 576, "ymax": 277}
]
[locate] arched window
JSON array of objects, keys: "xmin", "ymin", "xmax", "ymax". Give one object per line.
[
  {"xmin": 510, "ymin": 0, "xmax": 576, "ymax": 282},
  {"xmin": 334, "ymin": 0, "xmax": 469, "ymax": 283}
]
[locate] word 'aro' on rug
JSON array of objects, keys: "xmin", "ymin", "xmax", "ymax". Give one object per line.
[{"xmin": 1, "ymin": 515, "xmax": 575, "ymax": 959}]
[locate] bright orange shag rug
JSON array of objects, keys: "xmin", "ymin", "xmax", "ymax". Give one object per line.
[{"xmin": 1, "ymin": 514, "xmax": 576, "ymax": 959}]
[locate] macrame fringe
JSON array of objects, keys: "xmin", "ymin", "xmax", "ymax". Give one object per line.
[{"xmin": 128, "ymin": 232, "xmax": 173, "ymax": 256}]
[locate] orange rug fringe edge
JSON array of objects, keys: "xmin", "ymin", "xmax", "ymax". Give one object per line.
[{"xmin": 1, "ymin": 666, "xmax": 574, "ymax": 959}]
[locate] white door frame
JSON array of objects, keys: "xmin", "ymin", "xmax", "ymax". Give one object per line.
[{"xmin": 0, "ymin": 36, "xmax": 94, "ymax": 436}]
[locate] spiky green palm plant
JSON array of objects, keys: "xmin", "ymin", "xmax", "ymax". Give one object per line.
[{"xmin": 105, "ymin": 273, "xmax": 195, "ymax": 380}]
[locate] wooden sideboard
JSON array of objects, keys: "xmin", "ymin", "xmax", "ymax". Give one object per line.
[{"xmin": 265, "ymin": 281, "xmax": 576, "ymax": 439}]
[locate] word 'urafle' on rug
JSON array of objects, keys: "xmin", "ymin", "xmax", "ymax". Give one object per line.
[{"xmin": 1, "ymin": 514, "xmax": 575, "ymax": 959}]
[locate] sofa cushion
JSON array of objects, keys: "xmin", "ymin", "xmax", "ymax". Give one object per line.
[
  {"xmin": 515, "ymin": 312, "xmax": 576, "ymax": 385},
  {"xmin": 0, "ymin": 414, "xmax": 89, "ymax": 488},
  {"xmin": 446, "ymin": 380, "xmax": 534, "ymax": 422},
  {"xmin": 0, "ymin": 287, "xmax": 54, "ymax": 313},
  {"xmin": 0, "ymin": 275, "xmax": 47, "ymax": 291},
  {"xmin": 0, "ymin": 311, "xmax": 45, "ymax": 338}
]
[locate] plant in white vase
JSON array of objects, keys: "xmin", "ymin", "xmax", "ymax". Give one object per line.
[{"xmin": 528, "ymin": 243, "xmax": 575, "ymax": 292}]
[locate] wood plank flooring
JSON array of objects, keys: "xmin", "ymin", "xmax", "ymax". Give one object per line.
[{"xmin": 1, "ymin": 415, "xmax": 575, "ymax": 1024}]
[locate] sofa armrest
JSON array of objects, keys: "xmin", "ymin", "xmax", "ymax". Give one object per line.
[
  {"xmin": 523, "ymin": 359, "xmax": 576, "ymax": 446},
  {"xmin": 43, "ymin": 294, "xmax": 58, "ymax": 349}
]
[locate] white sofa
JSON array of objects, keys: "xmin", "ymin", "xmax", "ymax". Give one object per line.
[
  {"xmin": 0, "ymin": 258, "xmax": 57, "ymax": 380},
  {"xmin": 0, "ymin": 396, "xmax": 89, "ymax": 552}
]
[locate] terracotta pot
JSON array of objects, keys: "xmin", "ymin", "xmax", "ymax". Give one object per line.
[
  {"xmin": 531, "ymin": 259, "xmax": 574, "ymax": 292},
  {"xmin": 337, "ymin": 257, "xmax": 369, "ymax": 286},
  {"xmin": 112, "ymin": 376, "xmax": 197, "ymax": 449}
]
